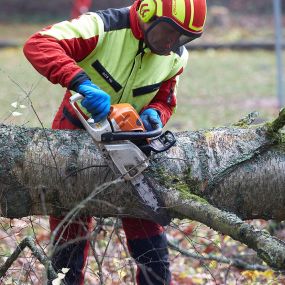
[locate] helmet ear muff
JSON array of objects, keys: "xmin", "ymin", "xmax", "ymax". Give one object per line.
[{"xmin": 138, "ymin": 0, "xmax": 156, "ymax": 23}]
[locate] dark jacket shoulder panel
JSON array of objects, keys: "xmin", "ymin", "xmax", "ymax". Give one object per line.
[{"xmin": 96, "ymin": 7, "xmax": 130, "ymax": 32}]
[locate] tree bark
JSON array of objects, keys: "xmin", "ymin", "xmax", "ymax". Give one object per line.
[
  {"xmin": 1, "ymin": 121, "xmax": 284, "ymax": 220},
  {"xmin": 0, "ymin": 118, "xmax": 285, "ymax": 269}
]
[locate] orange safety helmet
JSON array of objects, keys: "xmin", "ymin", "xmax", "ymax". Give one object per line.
[{"xmin": 136, "ymin": 0, "xmax": 207, "ymax": 55}]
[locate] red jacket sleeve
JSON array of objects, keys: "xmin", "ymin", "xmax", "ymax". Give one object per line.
[
  {"xmin": 23, "ymin": 23, "xmax": 99, "ymax": 88},
  {"xmin": 142, "ymin": 68, "xmax": 183, "ymax": 125}
]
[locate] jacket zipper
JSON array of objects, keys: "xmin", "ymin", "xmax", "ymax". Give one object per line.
[{"xmin": 118, "ymin": 40, "xmax": 145, "ymax": 103}]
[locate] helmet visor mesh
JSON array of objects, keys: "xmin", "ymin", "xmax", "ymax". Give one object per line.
[{"xmin": 145, "ymin": 19, "xmax": 197, "ymax": 55}]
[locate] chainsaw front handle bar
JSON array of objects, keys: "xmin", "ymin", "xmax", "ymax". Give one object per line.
[{"xmin": 101, "ymin": 128, "xmax": 163, "ymax": 142}]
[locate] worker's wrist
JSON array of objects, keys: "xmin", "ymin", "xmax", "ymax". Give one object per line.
[{"xmin": 68, "ymin": 71, "xmax": 91, "ymax": 92}]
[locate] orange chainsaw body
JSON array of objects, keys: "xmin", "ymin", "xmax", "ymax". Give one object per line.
[{"xmin": 109, "ymin": 104, "xmax": 145, "ymax": 132}]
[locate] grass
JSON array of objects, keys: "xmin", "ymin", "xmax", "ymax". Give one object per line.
[
  {"xmin": 0, "ymin": 22, "xmax": 53, "ymax": 42},
  {"xmin": 0, "ymin": 47, "xmax": 64, "ymax": 128},
  {"xmin": 172, "ymin": 49, "xmax": 282, "ymax": 130},
  {"xmin": 0, "ymin": 46, "xmax": 283, "ymax": 131}
]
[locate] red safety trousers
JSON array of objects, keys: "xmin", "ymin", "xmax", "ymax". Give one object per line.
[{"xmin": 49, "ymin": 104, "xmax": 172, "ymax": 285}]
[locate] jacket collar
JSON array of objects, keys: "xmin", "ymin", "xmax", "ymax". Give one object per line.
[{"xmin": 129, "ymin": 1, "xmax": 144, "ymax": 40}]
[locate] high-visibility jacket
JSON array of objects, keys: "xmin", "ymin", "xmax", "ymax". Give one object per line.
[{"xmin": 23, "ymin": 2, "xmax": 188, "ymax": 125}]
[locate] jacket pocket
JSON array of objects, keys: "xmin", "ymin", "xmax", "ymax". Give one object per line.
[
  {"xmin": 133, "ymin": 82, "xmax": 162, "ymax": 97},
  {"xmin": 92, "ymin": 60, "xmax": 122, "ymax": 92}
]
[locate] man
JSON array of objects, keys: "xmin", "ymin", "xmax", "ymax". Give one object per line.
[
  {"xmin": 24, "ymin": 0, "xmax": 207, "ymax": 284},
  {"xmin": 71, "ymin": 0, "xmax": 92, "ymax": 19}
]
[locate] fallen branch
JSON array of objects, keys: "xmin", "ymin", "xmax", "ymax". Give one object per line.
[
  {"xmin": 176, "ymin": 199, "xmax": 285, "ymax": 270},
  {"xmin": 0, "ymin": 236, "xmax": 57, "ymax": 281}
]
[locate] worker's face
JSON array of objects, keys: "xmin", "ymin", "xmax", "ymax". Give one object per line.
[{"xmin": 141, "ymin": 18, "xmax": 195, "ymax": 55}]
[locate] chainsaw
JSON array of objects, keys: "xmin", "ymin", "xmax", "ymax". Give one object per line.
[{"xmin": 70, "ymin": 93, "xmax": 176, "ymax": 226}]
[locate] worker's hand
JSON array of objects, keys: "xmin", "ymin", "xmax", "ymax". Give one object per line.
[
  {"xmin": 77, "ymin": 80, "xmax": 111, "ymax": 122},
  {"xmin": 140, "ymin": 108, "xmax": 163, "ymax": 131}
]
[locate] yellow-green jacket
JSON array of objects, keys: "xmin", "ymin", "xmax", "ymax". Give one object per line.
[{"xmin": 23, "ymin": 3, "xmax": 188, "ymax": 125}]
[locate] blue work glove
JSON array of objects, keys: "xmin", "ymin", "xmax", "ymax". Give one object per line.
[
  {"xmin": 140, "ymin": 108, "xmax": 163, "ymax": 131},
  {"xmin": 76, "ymin": 80, "xmax": 111, "ymax": 122}
]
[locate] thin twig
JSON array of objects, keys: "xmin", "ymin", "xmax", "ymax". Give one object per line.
[
  {"xmin": 233, "ymin": 111, "xmax": 260, "ymax": 127},
  {"xmin": 169, "ymin": 221, "xmax": 218, "ymax": 283},
  {"xmin": 49, "ymin": 177, "xmax": 123, "ymax": 255},
  {"xmin": 269, "ymin": 108, "xmax": 285, "ymax": 133},
  {"xmin": 4, "ymin": 73, "xmax": 63, "ymax": 181},
  {"xmin": 114, "ymin": 221, "xmax": 136, "ymax": 284},
  {"xmin": 64, "ymin": 164, "xmax": 108, "ymax": 180},
  {"xmin": 100, "ymin": 224, "xmax": 116, "ymax": 267},
  {"xmin": 90, "ymin": 218, "xmax": 105, "ymax": 285},
  {"xmin": 167, "ymin": 235, "xmax": 268, "ymax": 271}
]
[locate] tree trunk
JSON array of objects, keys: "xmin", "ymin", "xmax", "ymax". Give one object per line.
[
  {"xmin": 1, "ymin": 117, "xmax": 285, "ymax": 269},
  {"xmin": 1, "ymin": 121, "xmax": 284, "ymax": 220}
]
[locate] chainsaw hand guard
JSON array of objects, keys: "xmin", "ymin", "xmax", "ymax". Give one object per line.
[{"xmin": 139, "ymin": 130, "xmax": 176, "ymax": 154}]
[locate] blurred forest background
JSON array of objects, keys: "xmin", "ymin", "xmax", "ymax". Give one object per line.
[
  {"xmin": 0, "ymin": 0, "xmax": 284, "ymax": 21},
  {"xmin": 0, "ymin": 1, "xmax": 284, "ymax": 284}
]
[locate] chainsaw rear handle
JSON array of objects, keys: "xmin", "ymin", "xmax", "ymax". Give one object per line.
[
  {"xmin": 101, "ymin": 128, "xmax": 162, "ymax": 142},
  {"xmin": 69, "ymin": 93, "xmax": 112, "ymax": 142}
]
